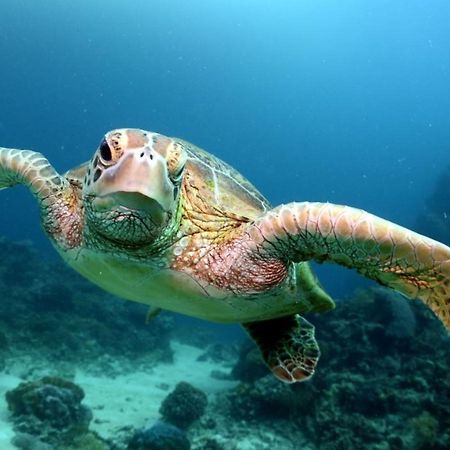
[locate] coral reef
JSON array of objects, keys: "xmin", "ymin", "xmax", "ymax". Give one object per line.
[
  {"xmin": 411, "ymin": 411, "xmax": 440, "ymax": 449},
  {"xmin": 226, "ymin": 375, "xmax": 293, "ymax": 421},
  {"xmin": 11, "ymin": 432, "xmax": 54, "ymax": 450},
  {"xmin": 224, "ymin": 287, "xmax": 450, "ymax": 449},
  {"xmin": 0, "ymin": 329, "xmax": 7, "ymax": 371},
  {"xmin": 231, "ymin": 340, "xmax": 269, "ymax": 383},
  {"xmin": 415, "ymin": 165, "xmax": 450, "ymax": 244},
  {"xmin": 5, "ymin": 376, "xmax": 104, "ymax": 448},
  {"xmin": 375, "ymin": 288, "xmax": 417, "ymax": 339},
  {"xmin": 11, "ymin": 431, "xmax": 107, "ymax": 450},
  {"xmin": 6, "ymin": 376, "xmax": 90, "ymax": 430},
  {"xmin": 159, "ymin": 382, "xmax": 208, "ymax": 429},
  {"xmin": 128, "ymin": 421, "xmax": 190, "ymax": 450},
  {"xmin": 0, "ymin": 238, "xmax": 174, "ymax": 376},
  {"xmin": 1, "ymin": 236, "xmax": 449, "ymax": 449},
  {"xmin": 196, "ymin": 343, "xmax": 238, "ymax": 365},
  {"xmin": 194, "ymin": 438, "xmax": 224, "ymax": 450}
]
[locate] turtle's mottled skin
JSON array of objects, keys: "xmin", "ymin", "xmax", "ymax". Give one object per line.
[{"xmin": 1, "ymin": 129, "xmax": 449, "ymax": 383}]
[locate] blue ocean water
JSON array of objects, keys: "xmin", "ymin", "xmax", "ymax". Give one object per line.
[
  {"xmin": 1, "ymin": 3, "xmax": 450, "ymax": 449},
  {"xmin": 1, "ymin": 1, "xmax": 450, "ymax": 314}
]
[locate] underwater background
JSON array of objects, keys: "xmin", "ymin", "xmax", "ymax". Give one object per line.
[{"xmin": 0, "ymin": 1, "xmax": 450, "ymax": 449}]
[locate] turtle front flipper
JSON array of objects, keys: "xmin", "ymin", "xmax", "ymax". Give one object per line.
[
  {"xmin": 0, "ymin": 147, "xmax": 80, "ymax": 248},
  {"xmin": 245, "ymin": 202, "xmax": 450, "ymax": 331},
  {"xmin": 243, "ymin": 314, "xmax": 320, "ymax": 383},
  {"xmin": 0, "ymin": 147, "xmax": 66, "ymax": 198}
]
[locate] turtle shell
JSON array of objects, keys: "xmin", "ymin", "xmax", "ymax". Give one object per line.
[{"xmin": 180, "ymin": 139, "xmax": 270, "ymax": 220}]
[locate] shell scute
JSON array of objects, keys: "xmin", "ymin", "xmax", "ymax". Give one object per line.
[{"xmin": 181, "ymin": 140, "xmax": 270, "ymax": 221}]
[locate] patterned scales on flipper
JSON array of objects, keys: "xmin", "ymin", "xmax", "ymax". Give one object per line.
[{"xmin": 244, "ymin": 314, "xmax": 320, "ymax": 383}]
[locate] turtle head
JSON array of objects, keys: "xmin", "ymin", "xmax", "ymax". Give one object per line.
[{"xmin": 83, "ymin": 128, "xmax": 186, "ymax": 247}]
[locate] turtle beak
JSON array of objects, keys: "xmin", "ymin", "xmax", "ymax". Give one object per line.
[{"xmin": 92, "ymin": 148, "xmax": 174, "ymax": 213}]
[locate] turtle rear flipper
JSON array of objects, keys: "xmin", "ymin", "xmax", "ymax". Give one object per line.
[
  {"xmin": 296, "ymin": 262, "xmax": 335, "ymax": 314},
  {"xmin": 244, "ymin": 314, "xmax": 320, "ymax": 383}
]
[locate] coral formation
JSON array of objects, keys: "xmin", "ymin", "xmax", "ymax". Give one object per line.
[
  {"xmin": 6, "ymin": 376, "xmax": 90, "ymax": 429},
  {"xmin": 415, "ymin": 165, "xmax": 450, "ymax": 244},
  {"xmin": 226, "ymin": 374, "xmax": 293, "ymax": 421},
  {"xmin": 159, "ymin": 382, "xmax": 208, "ymax": 429},
  {"xmin": 375, "ymin": 288, "xmax": 417, "ymax": 339},
  {"xmin": 196, "ymin": 343, "xmax": 238, "ymax": 364},
  {"xmin": 11, "ymin": 432, "xmax": 54, "ymax": 450},
  {"xmin": 5, "ymin": 376, "xmax": 98, "ymax": 446},
  {"xmin": 0, "ymin": 238, "xmax": 174, "ymax": 376},
  {"xmin": 127, "ymin": 421, "xmax": 190, "ymax": 450},
  {"xmin": 59, "ymin": 432, "xmax": 107, "ymax": 450},
  {"xmin": 194, "ymin": 438, "xmax": 224, "ymax": 450},
  {"xmin": 225, "ymin": 287, "xmax": 450, "ymax": 449},
  {"xmin": 0, "ymin": 329, "xmax": 7, "ymax": 371},
  {"xmin": 0, "ymin": 236, "xmax": 449, "ymax": 449},
  {"xmin": 230, "ymin": 340, "xmax": 268, "ymax": 383}
]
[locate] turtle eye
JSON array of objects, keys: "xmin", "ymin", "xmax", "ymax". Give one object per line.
[{"xmin": 99, "ymin": 139, "xmax": 112, "ymax": 162}]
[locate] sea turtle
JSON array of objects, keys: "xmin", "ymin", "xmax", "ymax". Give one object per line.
[{"xmin": 1, "ymin": 128, "xmax": 449, "ymax": 383}]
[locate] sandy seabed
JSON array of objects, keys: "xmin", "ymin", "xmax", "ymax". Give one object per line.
[{"xmin": 0, "ymin": 341, "xmax": 237, "ymax": 449}]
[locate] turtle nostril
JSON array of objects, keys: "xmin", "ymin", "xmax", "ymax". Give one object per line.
[
  {"xmin": 150, "ymin": 154, "xmax": 153, "ymax": 160},
  {"xmin": 93, "ymin": 169, "xmax": 102, "ymax": 182},
  {"xmin": 140, "ymin": 152, "xmax": 144, "ymax": 158}
]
